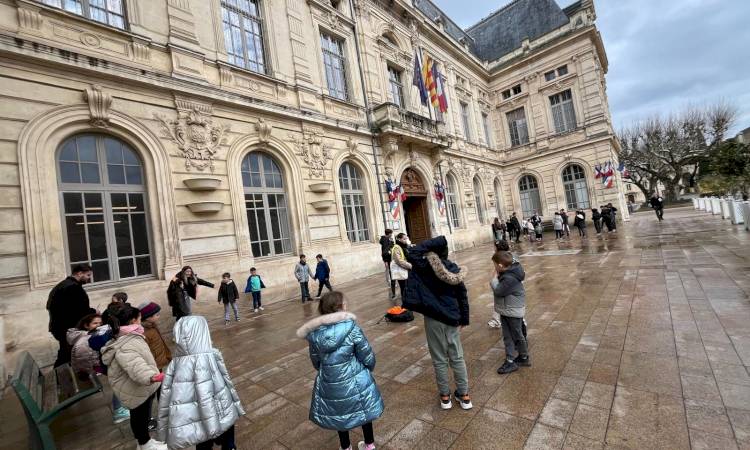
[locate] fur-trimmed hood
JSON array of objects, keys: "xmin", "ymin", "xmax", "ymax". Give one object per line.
[
  {"xmin": 425, "ymin": 252, "xmax": 466, "ymax": 285},
  {"xmin": 296, "ymin": 311, "xmax": 357, "ymax": 339}
]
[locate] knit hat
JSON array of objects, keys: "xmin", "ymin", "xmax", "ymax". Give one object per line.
[{"xmin": 138, "ymin": 301, "xmax": 161, "ymax": 320}]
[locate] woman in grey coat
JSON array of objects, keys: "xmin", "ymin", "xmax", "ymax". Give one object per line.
[
  {"xmin": 156, "ymin": 316, "xmax": 245, "ymax": 449},
  {"xmin": 296, "ymin": 291, "xmax": 383, "ymax": 450}
]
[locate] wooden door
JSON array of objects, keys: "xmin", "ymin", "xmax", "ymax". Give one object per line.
[{"xmin": 405, "ymin": 196, "xmax": 430, "ymax": 244}]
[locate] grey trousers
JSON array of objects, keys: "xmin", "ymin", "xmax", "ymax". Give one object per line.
[
  {"xmin": 424, "ymin": 316, "xmax": 469, "ymax": 396},
  {"xmin": 224, "ymin": 302, "xmax": 239, "ymax": 321},
  {"xmin": 500, "ymin": 315, "xmax": 528, "ymax": 361}
]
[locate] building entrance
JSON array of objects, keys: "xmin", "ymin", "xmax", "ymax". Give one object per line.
[{"xmin": 400, "ymin": 168, "xmax": 430, "ymax": 244}]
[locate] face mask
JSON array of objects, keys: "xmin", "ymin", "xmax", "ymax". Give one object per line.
[{"xmin": 404, "ymin": 238, "xmax": 412, "ymax": 245}]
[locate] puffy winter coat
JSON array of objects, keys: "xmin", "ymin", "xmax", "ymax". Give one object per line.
[
  {"xmin": 101, "ymin": 332, "xmax": 160, "ymax": 409},
  {"xmin": 294, "ymin": 262, "xmax": 314, "ymax": 282},
  {"xmin": 314, "ymin": 259, "xmax": 331, "ymax": 281},
  {"xmin": 217, "ymin": 279, "xmax": 240, "ymax": 304},
  {"xmin": 574, "ymin": 212, "xmax": 586, "ymax": 228},
  {"xmin": 491, "ymin": 262, "xmax": 526, "ymax": 318},
  {"xmin": 143, "ymin": 321, "xmax": 172, "ymax": 370},
  {"xmin": 296, "ymin": 311, "xmax": 383, "ymax": 431},
  {"xmin": 157, "ymin": 316, "xmax": 245, "ymax": 449},
  {"xmin": 167, "ymin": 273, "xmax": 214, "ymax": 319},
  {"xmin": 67, "ymin": 328, "xmax": 99, "ymax": 375},
  {"xmin": 402, "ymin": 236, "xmax": 469, "ymax": 327},
  {"xmin": 553, "ymin": 215, "xmax": 563, "ymax": 230}
]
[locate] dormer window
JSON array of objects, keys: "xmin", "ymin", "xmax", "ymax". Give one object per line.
[
  {"xmin": 545, "ymin": 65, "xmax": 569, "ymax": 82},
  {"xmin": 501, "ymin": 84, "xmax": 522, "ymax": 100}
]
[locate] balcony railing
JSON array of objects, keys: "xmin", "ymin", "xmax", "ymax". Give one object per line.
[{"xmin": 372, "ymin": 103, "xmax": 450, "ymax": 147}]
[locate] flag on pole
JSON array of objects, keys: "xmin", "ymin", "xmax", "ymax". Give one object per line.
[
  {"xmin": 431, "ymin": 61, "xmax": 448, "ymax": 113},
  {"xmin": 594, "ymin": 163, "xmax": 603, "ymax": 179},
  {"xmin": 385, "ymin": 178, "xmax": 406, "ymax": 219},
  {"xmin": 617, "ymin": 161, "xmax": 630, "ymax": 179},
  {"xmin": 602, "ymin": 161, "xmax": 615, "ymax": 188},
  {"xmin": 412, "ymin": 49, "xmax": 428, "ymax": 106},
  {"xmin": 434, "ymin": 181, "xmax": 446, "ymax": 216}
]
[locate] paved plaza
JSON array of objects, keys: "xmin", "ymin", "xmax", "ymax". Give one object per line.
[{"xmin": 2, "ymin": 206, "xmax": 750, "ymax": 450}]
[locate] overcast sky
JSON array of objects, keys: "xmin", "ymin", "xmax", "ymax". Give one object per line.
[{"xmin": 432, "ymin": 0, "xmax": 750, "ymax": 136}]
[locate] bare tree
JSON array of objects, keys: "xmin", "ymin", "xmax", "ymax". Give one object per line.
[{"xmin": 617, "ymin": 102, "xmax": 737, "ymax": 201}]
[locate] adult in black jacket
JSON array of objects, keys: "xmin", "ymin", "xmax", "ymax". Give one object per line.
[
  {"xmin": 167, "ymin": 266, "xmax": 215, "ymax": 319},
  {"xmin": 591, "ymin": 208, "xmax": 603, "ymax": 235},
  {"xmin": 402, "ymin": 236, "xmax": 472, "ymax": 408},
  {"xmin": 510, "ymin": 213, "xmax": 522, "ymax": 243},
  {"xmin": 607, "ymin": 203, "xmax": 618, "ymax": 232},
  {"xmin": 650, "ymin": 193, "xmax": 664, "ymax": 221},
  {"xmin": 573, "ymin": 209, "xmax": 587, "ymax": 237},
  {"xmin": 47, "ymin": 264, "xmax": 95, "ymax": 367},
  {"xmin": 379, "ymin": 229, "xmax": 397, "ymax": 299}
]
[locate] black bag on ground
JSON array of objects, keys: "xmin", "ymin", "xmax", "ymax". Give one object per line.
[{"xmin": 385, "ymin": 306, "xmax": 414, "ymax": 322}]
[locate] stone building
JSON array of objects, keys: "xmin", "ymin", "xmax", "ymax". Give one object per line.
[{"xmin": 0, "ymin": 0, "xmax": 625, "ymax": 370}]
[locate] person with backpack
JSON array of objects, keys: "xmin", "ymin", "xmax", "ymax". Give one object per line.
[
  {"xmin": 296, "ymin": 291, "xmax": 383, "ymax": 450},
  {"xmin": 379, "ymin": 229, "xmax": 397, "ymax": 300},
  {"xmin": 530, "ymin": 212, "xmax": 543, "ymax": 242},
  {"xmin": 402, "ymin": 236, "xmax": 472, "ymax": 410}
]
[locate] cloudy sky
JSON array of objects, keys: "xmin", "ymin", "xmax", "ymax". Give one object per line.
[{"xmin": 432, "ymin": 0, "xmax": 750, "ymax": 136}]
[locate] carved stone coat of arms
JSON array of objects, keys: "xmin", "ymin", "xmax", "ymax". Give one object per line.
[{"xmin": 154, "ymin": 108, "xmax": 229, "ymax": 171}]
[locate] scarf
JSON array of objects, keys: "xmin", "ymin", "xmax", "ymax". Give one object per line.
[{"xmin": 119, "ymin": 324, "xmax": 145, "ymax": 337}]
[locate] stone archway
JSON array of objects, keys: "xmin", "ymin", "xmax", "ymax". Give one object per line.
[{"xmin": 400, "ymin": 168, "xmax": 430, "ymax": 244}]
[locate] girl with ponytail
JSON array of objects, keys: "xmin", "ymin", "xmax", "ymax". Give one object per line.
[{"xmin": 101, "ymin": 304, "xmax": 167, "ymax": 450}]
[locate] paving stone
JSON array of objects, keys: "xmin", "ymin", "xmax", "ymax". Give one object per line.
[
  {"xmin": 538, "ymin": 398, "xmax": 577, "ymax": 430},
  {"xmin": 523, "ymin": 423, "xmax": 566, "ymax": 450},
  {"xmin": 684, "ymin": 398, "xmax": 735, "ymax": 438},
  {"xmin": 579, "ymin": 381, "xmax": 615, "ymax": 410},
  {"xmin": 569, "ymin": 403, "xmax": 609, "ymax": 442}
]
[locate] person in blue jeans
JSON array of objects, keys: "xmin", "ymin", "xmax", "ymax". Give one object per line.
[
  {"xmin": 313, "ymin": 254, "xmax": 333, "ymax": 299},
  {"xmin": 294, "ymin": 254, "xmax": 314, "ymax": 303},
  {"xmin": 244, "ymin": 267, "xmax": 266, "ymax": 313}
]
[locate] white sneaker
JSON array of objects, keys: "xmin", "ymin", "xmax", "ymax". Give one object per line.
[
  {"xmin": 259, "ymin": 306, "xmax": 265, "ymax": 311},
  {"xmin": 487, "ymin": 319, "xmax": 501, "ymax": 328},
  {"xmin": 440, "ymin": 394, "xmax": 453, "ymax": 410},
  {"xmin": 137, "ymin": 439, "xmax": 168, "ymax": 450},
  {"xmin": 357, "ymin": 441, "xmax": 376, "ymax": 450},
  {"xmin": 254, "ymin": 308, "xmax": 258, "ymax": 313}
]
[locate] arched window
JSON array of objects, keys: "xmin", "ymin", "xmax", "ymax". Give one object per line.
[
  {"xmin": 473, "ymin": 176, "xmax": 486, "ymax": 224},
  {"xmin": 57, "ymin": 134, "xmax": 152, "ymax": 283},
  {"xmin": 241, "ymin": 152, "xmax": 292, "ymax": 257},
  {"xmin": 562, "ymin": 164, "xmax": 590, "ymax": 209},
  {"xmin": 338, "ymin": 162, "xmax": 369, "ymax": 242},
  {"xmin": 518, "ymin": 174, "xmax": 542, "ymax": 218},
  {"xmin": 445, "ymin": 173, "xmax": 461, "ymax": 228},
  {"xmin": 494, "ymin": 179, "xmax": 503, "ymax": 219}
]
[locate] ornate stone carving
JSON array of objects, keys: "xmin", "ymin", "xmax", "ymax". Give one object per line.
[
  {"xmin": 154, "ymin": 106, "xmax": 229, "ymax": 171},
  {"xmin": 255, "ymin": 118, "xmax": 272, "ymax": 143},
  {"xmin": 219, "ymin": 66, "xmax": 233, "ymax": 85},
  {"xmin": 83, "ymin": 85, "xmax": 113, "ymax": 127},
  {"xmin": 563, "ymin": 153, "xmax": 573, "ymax": 161},
  {"xmin": 132, "ymin": 40, "xmax": 151, "ymax": 62},
  {"xmin": 289, "ymin": 128, "xmax": 333, "ymax": 178},
  {"xmin": 381, "ymin": 135, "xmax": 399, "ymax": 166},
  {"xmin": 80, "ymin": 32, "xmax": 102, "ymax": 48},
  {"xmin": 408, "ymin": 147, "xmax": 419, "ymax": 166},
  {"xmin": 327, "ymin": 11, "xmax": 342, "ymax": 31},
  {"xmin": 346, "ymin": 137, "xmax": 358, "ymax": 155},
  {"xmin": 18, "ymin": 5, "xmax": 43, "ymax": 33}
]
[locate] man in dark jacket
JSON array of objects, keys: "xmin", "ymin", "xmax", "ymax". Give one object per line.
[
  {"xmin": 313, "ymin": 254, "xmax": 333, "ymax": 299},
  {"xmin": 47, "ymin": 264, "xmax": 95, "ymax": 367},
  {"xmin": 402, "ymin": 236, "xmax": 473, "ymax": 410},
  {"xmin": 379, "ymin": 229, "xmax": 396, "ymax": 299},
  {"xmin": 510, "ymin": 213, "xmax": 522, "ymax": 243},
  {"xmin": 650, "ymin": 193, "xmax": 664, "ymax": 221}
]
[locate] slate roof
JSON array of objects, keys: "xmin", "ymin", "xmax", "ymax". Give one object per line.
[{"xmin": 413, "ymin": 0, "xmax": 573, "ymax": 63}]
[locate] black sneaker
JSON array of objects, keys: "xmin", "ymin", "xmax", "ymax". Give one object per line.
[
  {"xmin": 516, "ymin": 354, "xmax": 532, "ymax": 367},
  {"xmin": 497, "ymin": 360, "xmax": 519, "ymax": 374}
]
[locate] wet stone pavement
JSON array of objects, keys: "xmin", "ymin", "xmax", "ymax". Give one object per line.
[{"xmin": 2, "ymin": 206, "xmax": 750, "ymax": 450}]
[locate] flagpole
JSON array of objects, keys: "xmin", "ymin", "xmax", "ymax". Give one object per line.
[{"xmin": 439, "ymin": 164, "xmax": 452, "ymax": 235}]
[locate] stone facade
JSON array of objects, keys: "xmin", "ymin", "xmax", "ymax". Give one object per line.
[{"xmin": 0, "ymin": 0, "xmax": 626, "ymax": 371}]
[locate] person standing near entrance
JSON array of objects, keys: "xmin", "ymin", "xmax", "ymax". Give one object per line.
[
  {"xmin": 607, "ymin": 202, "xmax": 618, "ymax": 232},
  {"xmin": 510, "ymin": 213, "xmax": 522, "ymax": 243},
  {"xmin": 553, "ymin": 212, "xmax": 563, "ymax": 240},
  {"xmin": 391, "ymin": 233, "xmax": 412, "ymax": 301},
  {"xmin": 295, "ymin": 254, "xmax": 315, "ymax": 303},
  {"xmin": 560, "ymin": 209, "xmax": 570, "ymax": 237},
  {"xmin": 313, "ymin": 254, "xmax": 333, "ymax": 299},
  {"xmin": 491, "ymin": 218, "xmax": 506, "ymax": 242},
  {"xmin": 530, "ymin": 212, "xmax": 543, "ymax": 242},
  {"xmin": 650, "ymin": 193, "xmax": 665, "ymax": 221},
  {"xmin": 47, "ymin": 264, "xmax": 95, "ymax": 368},
  {"xmin": 592, "ymin": 207, "xmax": 603, "ymax": 235},
  {"xmin": 379, "ymin": 229, "xmax": 396, "ymax": 299},
  {"xmin": 574, "ymin": 209, "xmax": 587, "ymax": 238}
]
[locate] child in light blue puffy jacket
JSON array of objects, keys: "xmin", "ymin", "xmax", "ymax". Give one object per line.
[{"xmin": 296, "ymin": 291, "xmax": 383, "ymax": 450}]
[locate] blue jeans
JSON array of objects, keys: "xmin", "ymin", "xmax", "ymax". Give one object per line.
[
  {"xmin": 300, "ymin": 282, "xmax": 310, "ymax": 301},
  {"xmin": 112, "ymin": 394, "xmax": 122, "ymax": 411},
  {"xmin": 251, "ymin": 291, "xmax": 262, "ymax": 308}
]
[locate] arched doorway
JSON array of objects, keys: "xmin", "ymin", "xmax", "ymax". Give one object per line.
[{"xmin": 400, "ymin": 168, "xmax": 430, "ymax": 244}]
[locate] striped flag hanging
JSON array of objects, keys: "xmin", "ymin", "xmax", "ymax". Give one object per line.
[
  {"xmin": 412, "ymin": 49, "xmax": 428, "ymax": 106},
  {"xmin": 431, "ymin": 60, "xmax": 448, "ymax": 113}
]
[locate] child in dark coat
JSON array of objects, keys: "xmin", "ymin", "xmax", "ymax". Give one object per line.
[
  {"xmin": 491, "ymin": 251, "xmax": 530, "ymax": 375},
  {"xmin": 313, "ymin": 254, "xmax": 333, "ymax": 299},
  {"xmin": 218, "ymin": 272, "xmax": 240, "ymax": 325}
]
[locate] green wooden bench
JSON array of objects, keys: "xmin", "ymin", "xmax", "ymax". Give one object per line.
[{"xmin": 10, "ymin": 351, "xmax": 103, "ymax": 450}]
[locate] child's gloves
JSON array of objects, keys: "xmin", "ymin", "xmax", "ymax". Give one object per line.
[{"xmin": 151, "ymin": 372, "xmax": 165, "ymax": 383}]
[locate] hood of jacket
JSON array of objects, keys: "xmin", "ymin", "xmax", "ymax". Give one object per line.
[
  {"xmin": 296, "ymin": 311, "xmax": 356, "ymax": 353},
  {"xmin": 410, "ymin": 236, "xmax": 449, "ymax": 259},
  {"xmin": 101, "ymin": 333, "xmax": 140, "ymax": 366},
  {"xmin": 425, "ymin": 252, "xmax": 466, "ymax": 285},
  {"xmin": 503, "ymin": 262, "xmax": 525, "ymax": 282},
  {"xmin": 173, "ymin": 315, "xmax": 213, "ymax": 357},
  {"xmin": 66, "ymin": 328, "xmax": 89, "ymax": 345}
]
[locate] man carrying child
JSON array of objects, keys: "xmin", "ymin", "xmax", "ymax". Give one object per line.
[{"xmin": 491, "ymin": 251, "xmax": 531, "ymax": 374}]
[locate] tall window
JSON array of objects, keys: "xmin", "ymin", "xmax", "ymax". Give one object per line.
[
  {"xmin": 550, "ymin": 89, "xmax": 577, "ymax": 133},
  {"xmin": 321, "ymin": 33, "xmax": 348, "ymax": 100},
  {"xmin": 388, "ymin": 66, "xmax": 404, "ymax": 107},
  {"xmin": 222, "ymin": 0, "xmax": 266, "ymax": 73},
  {"xmin": 242, "ymin": 152, "xmax": 292, "ymax": 257},
  {"xmin": 57, "ymin": 135, "xmax": 152, "ymax": 283},
  {"xmin": 518, "ymin": 175, "xmax": 542, "ymax": 218},
  {"xmin": 562, "ymin": 164, "xmax": 590, "ymax": 209},
  {"xmin": 445, "ymin": 174, "xmax": 460, "ymax": 228},
  {"xmin": 473, "ymin": 176, "xmax": 486, "ymax": 224},
  {"xmin": 338, "ymin": 162, "xmax": 369, "ymax": 242},
  {"xmin": 460, "ymin": 102, "xmax": 472, "ymax": 141},
  {"xmin": 506, "ymin": 107, "xmax": 529, "ymax": 146},
  {"xmin": 482, "ymin": 113, "xmax": 492, "ymax": 147},
  {"xmin": 494, "ymin": 179, "xmax": 503, "ymax": 219},
  {"xmin": 41, "ymin": 0, "xmax": 125, "ymax": 29}
]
